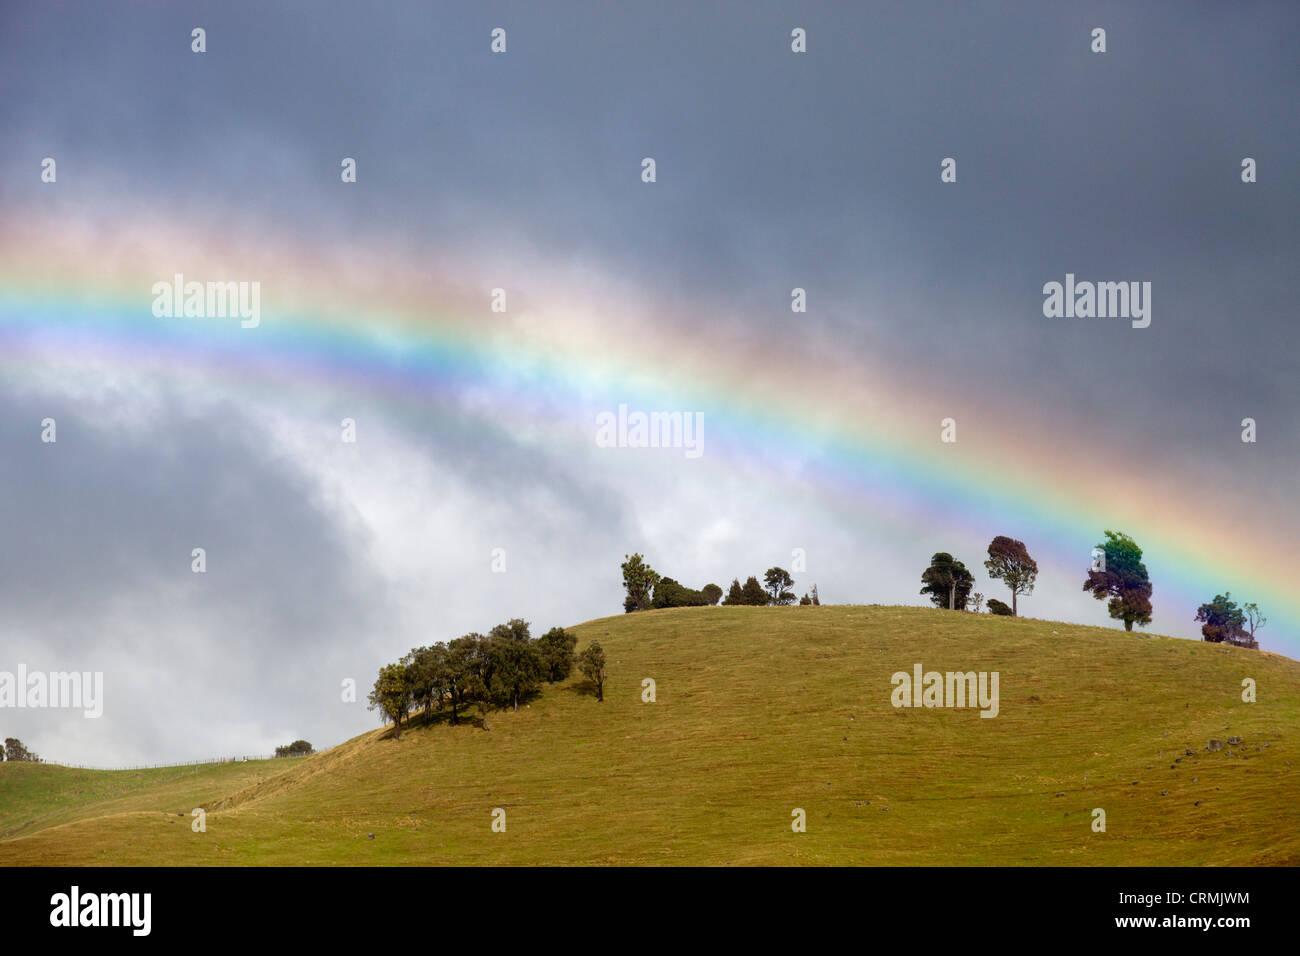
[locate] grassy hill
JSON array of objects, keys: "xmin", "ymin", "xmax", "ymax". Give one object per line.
[{"xmin": 2, "ymin": 605, "xmax": 1297, "ymax": 865}]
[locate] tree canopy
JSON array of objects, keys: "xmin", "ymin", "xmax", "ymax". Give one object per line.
[
  {"xmin": 763, "ymin": 567, "xmax": 796, "ymax": 605},
  {"xmin": 1082, "ymin": 530, "xmax": 1153, "ymax": 632},
  {"xmin": 984, "ymin": 536, "xmax": 1038, "ymax": 616},
  {"xmin": 920, "ymin": 553, "xmax": 974, "ymax": 610}
]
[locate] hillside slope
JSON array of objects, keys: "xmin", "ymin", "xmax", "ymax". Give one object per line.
[{"xmin": 2, "ymin": 606, "xmax": 1296, "ymax": 865}]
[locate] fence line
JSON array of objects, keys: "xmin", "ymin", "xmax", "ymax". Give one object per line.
[{"xmin": 47, "ymin": 753, "xmax": 312, "ymax": 772}]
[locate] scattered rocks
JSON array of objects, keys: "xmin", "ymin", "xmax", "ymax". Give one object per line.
[
  {"xmin": 1185, "ymin": 750, "xmax": 1195, "ymax": 756},
  {"xmin": 1161, "ymin": 790, "xmax": 1169, "ymax": 796},
  {"xmin": 1227, "ymin": 736, "xmax": 1242, "ymax": 746},
  {"xmin": 367, "ymin": 833, "xmax": 375, "ymax": 840},
  {"xmin": 1207, "ymin": 739, "xmax": 1224, "ymax": 752}
]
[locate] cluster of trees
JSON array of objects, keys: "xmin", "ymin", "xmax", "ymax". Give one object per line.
[
  {"xmin": 622, "ymin": 554, "xmax": 821, "ymax": 611},
  {"xmin": 620, "ymin": 553, "xmax": 719, "ymax": 610},
  {"xmin": 368, "ymin": 619, "xmax": 608, "ymax": 737},
  {"xmin": 923, "ymin": 531, "xmax": 1148, "ymax": 628},
  {"xmin": 274, "ymin": 740, "xmax": 314, "ymax": 758},
  {"xmin": 722, "ymin": 569, "xmax": 820, "ymax": 606},
  {"xmin": 918, "ymin": 530, "xmax": 1266, "ymax": 649},
  {"xmin": 1, "ymin": 737, "xmax": 40, "ymax": 762},
  {"xmin": 1195, "ymin": 593, "xmax": 1266, "ymax": 648},
  {"xmin": 623, "ymin": 533, "xmax": 1272, "ymax": 650},
  {"xmin": 921, "ymin": 536, "xmax": 1039, "ymax": 614}
]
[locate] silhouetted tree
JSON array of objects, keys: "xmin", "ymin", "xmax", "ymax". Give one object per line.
[
  {"xmin": 621, "ymin": 553, "xmax": 660, "ymax": 612},
  {"xmin": 1082, "ymin": 530, "xmax": 1153, "ymax": 632},
  {"xmin": 488, "ymin": 618, "xmax": 531, "ymax": 643},
  {"xmin": 701, "ymin": 583, "xmax": 723, "ymax": 606},
  {"xmin": 920, "ymin": 553, "xmax": 974, "ymax": 610},
  {"xmin": 984, "ymin": 536, "xmax": 1038, "ymax": 616},
  {"xmin": 986, "ymin": 598, "xmax": 1013, "ymax": 616},
  {"xmin": 811, "ymin": 584, "xmax": 820, "ymax": 606},
  {"xmin": 741, "ymin": 575, "xmax": 770, "ymax": 606},
  {"xmin": 763, "ymin": 567, "xmax": 796, "ymax": 605},
  {"xmin": 275, "ymin": 740, "xmax": 314, "ymax": 758},
  {"xmin": 1195, "ymin": 593, "xmax": 1248, "ymax": 644},
  {"xmin": 722, "ymin": 578, "xmax": 745, "ymax": 605},
  {"xmin": 651, "ymin": 577, "xmax": 708, "ymax": 608},
  {"xmin": 1242, "ymin": 602, "xmax": 1267, "ymax": 648},
  {"xmin": 3, "ymin": 738, "xmax": 39, "ymax": 762}
]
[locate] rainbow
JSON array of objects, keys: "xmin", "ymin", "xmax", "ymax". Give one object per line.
[{"xmin": 2, "ymin": 212, "xmax": 1294, "ymax": 658}]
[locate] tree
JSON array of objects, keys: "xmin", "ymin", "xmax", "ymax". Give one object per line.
[
  {"xmin": 368, "ymin": 663, "xmax": 413, "ymax": 739},
  {"xmin": 811, "ymin": 584, "xmax": 820, "ymax": 606},
  {"xmin": 1194, "ymin": 593, "xmax": 1247, "ymax": 644},
  {"xmin": 967, "ymin": 592, "xmax": 984, "ymax": 613},
  {"xmin": 983, "ymin": 536, "xmax": 1038, "ymax": 616},
  {"xmin": 799, "ymin": 593, "xmax": 812, "ymax": 605},
  {"xmin": 621, "ymin": 553, "xmax": 660, "ymax": 613},
  {"xmin": 492, "ymin": 633, "xmax": 543, "ymax": 712},
  {"xmin": 722, "ymin": 578, "xmax": 745, "ymax": 605},
  {"xmin": 986, "ymin": 598, "xmax": 1013, "ymax": 616},
  {"xmin": 741, "ymin": 575, "xmax": 770, "ymax": 606},
  {"xmin": 444, "ymin": 634, "xmax": 480, "ymax": 724},
  {"xmin": 488, "ymin": 618, "xmax": 531, "ymax": 643},
  {"xmin": 920, "ymin": 553, "xmax": 974, "ymax": 610},
  {"xmin": 701, "ymin": 583, "xmax": 723, "ymax": 606},
  {"xmin": 763, "ymin": 567, "xmax": 796, "ymax": 605},
  {"xmin": 466, "ymin": 633, "xmax": 502, "ymax": 729},
  {"xmin": 651, "ymin": 577, "xmax": 708, "ymax": 608},
  {"xmin": 537, "ymin": 626, "xmax": 577, "ymax": 682},
  {"xmin": 1242, "ymin": 602, "xmax": 1267, "ymax": 648},
  {"xmin": 577, "ymin": 641, "xmax": 608, "ymax": 702},
  {"xmin": 275, "ymin": 740, "xmax": 314, "ymax": 758},
  {"xmin": 406, "ymin": 643, "xmax": 449, "ymax": 717},
  {"xmin": 1082, "ymin": 530, "xmax": 1153, "ymax": 632},
  {"xmin": 4, "ymin": 738, "xmax": 39, "ymax": 762}
]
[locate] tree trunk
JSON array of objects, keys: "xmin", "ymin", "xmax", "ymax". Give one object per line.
[
  {"xmin": 1124, "ymin": 618, "xmax": 1133, "ymax": 632},
  {"xmin": 1012, "ymin": 592, "xmax": 1017, "ymax": 616},
  {"xmin": 948, "ymin": 583, "xmax": 955, "ymax": 610}
]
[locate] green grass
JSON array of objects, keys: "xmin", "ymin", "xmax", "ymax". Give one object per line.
[
  {"xmin": 0, "ymin": 758, "xmax": 298, "ymax": 842},
  {"xmin": 2, "ymin": 605, "xmax": 1297, "ymax": 865}
]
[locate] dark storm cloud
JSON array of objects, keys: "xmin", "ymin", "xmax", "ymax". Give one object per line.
[{"xmin": 5, "ymin": 0, "xmax": 1292, "ymax": 452}]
